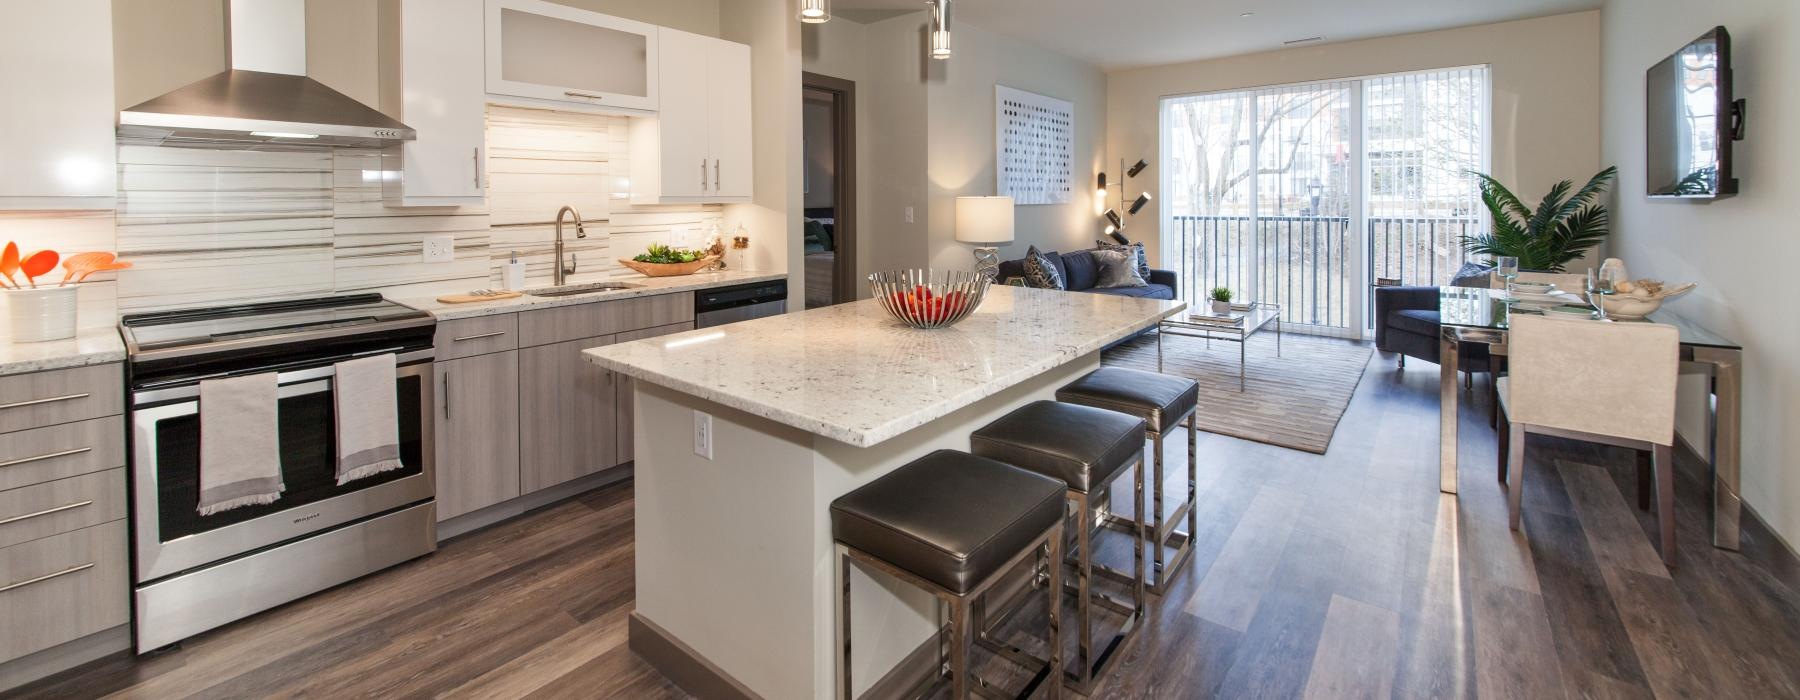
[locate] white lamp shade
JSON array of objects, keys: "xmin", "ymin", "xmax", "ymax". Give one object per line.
[{"xmin": 955, "ymin": 196, "xmax": 1014, "ymax": 245}]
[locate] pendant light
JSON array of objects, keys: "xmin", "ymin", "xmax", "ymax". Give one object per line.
[
  {"xmin": 929, "ymin": 0, "xmax": 952, "ymax": 59},
  {"xmin": 799, "ymin": 0, "xmax": 829, "ymax": 23}
]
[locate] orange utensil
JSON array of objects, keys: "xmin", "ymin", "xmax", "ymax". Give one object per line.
[
  {"xmin": 76, "ymin": 260, "xmax": 132, "ymax": 284},
  {"xmin": 0, "ymin": 242, "xmax": 18, "ymax": 289},
  {"xmin": 59, "ymin": 252, "xmax": 115, "ymax": 287},
  {"xmin": 19, "ymin": 250, "xmax": 59, "ymax": 288}
]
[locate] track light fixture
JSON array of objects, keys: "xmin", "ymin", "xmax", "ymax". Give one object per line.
[
  {"xmin": 929, "ymin": 0, "xmax": 952, "ymax": 59},
  {"xmin": 798, "ymin": 0, "xmax": 829, "ymax": 23},
  {"xmin": 1127, "ymin": 159, "xmax": 1148, "ymax": 178},
  {"xmin": 1129, "ymin": 192, "xmax": 1152, "ymax": 215},
  {"xmin": 1104, "ymin": 209, "xmax": 1124, "ymax": 230},
  {"xmin": 1097, "ymin": 158, "xmax": 1151, "ymax": 242},
  {"xmin": 1095, "ymin": 172, "xmax": 1108, "ymax": 199}
]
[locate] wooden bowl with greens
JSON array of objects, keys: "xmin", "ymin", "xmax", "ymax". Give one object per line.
[{"xmin": 618, "ymin": 244, "xmax": 721, "ymax": 277}]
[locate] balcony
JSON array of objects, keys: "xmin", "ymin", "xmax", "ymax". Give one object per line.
[{"xmin": 1170, "ymin": 215, "xmax": 1479, "ymax": 333}]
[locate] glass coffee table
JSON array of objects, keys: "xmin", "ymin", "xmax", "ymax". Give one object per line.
[{"xmin": 1157, "ymin": 302, "xmax": 1282, "ymax": 391}]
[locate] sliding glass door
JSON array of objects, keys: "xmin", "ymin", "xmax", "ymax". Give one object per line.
[{"xmin": 1162, "ymin": 66, "xmax": 1488, "ymax": 338}]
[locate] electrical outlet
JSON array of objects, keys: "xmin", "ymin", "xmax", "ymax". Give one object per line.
[
  {"xmin": 903, "ymin": 206, "xmax": 915, "ymax": 224},
  {"xmin": 422, "ymin": 235, "xmax": 455, "ymax": 264},
  {"xmin": 693, "ymin": 410, "xmax": 713, "ymax": 460}
]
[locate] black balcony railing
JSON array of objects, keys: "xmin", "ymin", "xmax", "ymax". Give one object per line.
[{"xmin": 1172, "ymin": 215, "xmax": 1479, "ymax": 331}]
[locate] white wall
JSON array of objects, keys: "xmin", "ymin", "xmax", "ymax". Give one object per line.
[
  {"xmin": 1106, "ymin": 11, "xmax": 1602, "ymax": 268},
  {"xmin": 801, "ymin": 18, "xmax": 880, "ymax": 286},
  {"xmin": 720, "ymin": 0, "xmax": 803, "ymax": 306},
  {"xmin": 1600, "ymin": 0, "xmax": 1800, "ymax": 549}
]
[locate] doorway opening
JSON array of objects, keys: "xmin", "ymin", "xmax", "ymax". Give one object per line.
[{"xmin": 802, "ymin": 72, "xmax": 857, "ymax": 308}]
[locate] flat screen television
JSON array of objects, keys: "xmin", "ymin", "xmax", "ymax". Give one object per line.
[{"xmin": 1647, "ymin": 26, "xmax": 1743, "ymax": 199}]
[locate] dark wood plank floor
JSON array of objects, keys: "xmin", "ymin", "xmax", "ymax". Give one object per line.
[{"xmin": 11, "ymin": 341, "xmax": 1800, "ymax": 699}]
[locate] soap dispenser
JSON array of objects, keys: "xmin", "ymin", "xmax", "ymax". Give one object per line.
[{"xmin": 504, "ymin": 250, "xmax": 526, "ymax": 290}]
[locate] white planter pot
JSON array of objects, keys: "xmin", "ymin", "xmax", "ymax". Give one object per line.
[
  {"xmin": 5, "ymin": 286, "xmax": 78, "ymax": 342},
  {"xmin": 1211, "ymin": 299, "xmax": 1232, "ymax": 314}
]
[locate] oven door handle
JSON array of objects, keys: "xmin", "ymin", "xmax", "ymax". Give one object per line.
[{"xmin": 134, "ymin": 348, "xmax": 435, "ymax": 405}]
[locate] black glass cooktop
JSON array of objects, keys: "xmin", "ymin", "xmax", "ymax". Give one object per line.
[{"xmin": 121, "ymin": 294, "xmax": 430, "ymax": 355}]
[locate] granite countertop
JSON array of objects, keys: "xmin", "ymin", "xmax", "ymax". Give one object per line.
[
  {"xmin": 583, "ymin": 286, "xmax": 1185, "ymax": 447},
  {"xmin": 0, "ymin": 326, "xmax": 126, "ymax": 377},
  {"xmin": 394, "ymin": 269, "xmax": 789, "ymax": 320}
]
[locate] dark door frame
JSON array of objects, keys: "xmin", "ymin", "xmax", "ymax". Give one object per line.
[{"xmin": 802, "ymin": 71, "xmax": 857, "ymax": 304}]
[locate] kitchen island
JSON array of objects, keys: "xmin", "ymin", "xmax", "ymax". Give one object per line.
[{"xmin": 584, "ymin": 285, "xmax": 1183, "ymax": 699}]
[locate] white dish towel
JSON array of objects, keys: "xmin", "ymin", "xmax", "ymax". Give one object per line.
[
  {"xmin": 197, "ymin": 372, "xmax": 284, "ymax": 516},
  {"xmin": 335, "ymin": 353, "xmax": 405, "ymax": 485}
]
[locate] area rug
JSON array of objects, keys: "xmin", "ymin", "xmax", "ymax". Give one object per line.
[{"xmin": 1101, "ymin": 331, "xmax": 1373, "ymax": 454}]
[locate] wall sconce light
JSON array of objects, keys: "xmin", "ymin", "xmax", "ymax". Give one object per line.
[
  {"xmin": 1103, "ymin": 209, "xmax": 1124, "ymax": 231},
  {"xmin": 929, "ymin": 0, "xmax": 952, "ymax": 59},
  {"xmin": 798, "ymin": 0, "xmax": 830, "ymax": 23},
  {"xmin": 1095, "ymin": 172, "xmax": 1108, "ymax": 199},
  {"xmin": 1128, "ymin": 192, "xmax": 1152, "ymax": 215},
  {"xmin": 1096, "ymin": 157, "xmax": 1151, "ymax": 243},
  {"xmin": 1127, "ymin": 159, "xmax": 1148, "ymax": 178}
]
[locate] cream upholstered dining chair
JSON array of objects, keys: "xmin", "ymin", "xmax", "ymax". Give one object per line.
[{"xmin": 1496, "ymin": 315, "xmax": 1681, "ymax": 565}]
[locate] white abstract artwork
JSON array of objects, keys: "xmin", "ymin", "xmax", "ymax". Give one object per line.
[{"xmin": 996, "ymin": 85, "xmax": 1073, "ymax": 205}]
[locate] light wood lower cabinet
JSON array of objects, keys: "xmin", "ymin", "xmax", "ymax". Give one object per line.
[
  {"xmin": 433, "ymin": 351, "xmax": 521, "ymax": 520},
  {"xmin": 0, "ymin": 521, "xmax": 128, "ymax": 662},
  {"xmin": 520, "ymin": 334, "xmax": 618, "ymax": 494}
]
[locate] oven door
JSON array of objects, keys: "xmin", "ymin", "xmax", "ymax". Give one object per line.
[{"xmin": 131, "ymin": 352, "xmax": 435, "ymax": 583}]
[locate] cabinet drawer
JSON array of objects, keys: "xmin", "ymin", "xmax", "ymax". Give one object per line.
[
  {"xmin": 0, "ymin": 364, "xmax": 122, "ymax": 434},
  {"xmin": 0, "ymin": 416, "xmax": 123, "ymax": 492},
  {"xmin": 519, "ymin": 293, "xmax": 693, "ymax": 347},
  {"xmin": 0, "ymin": 468, "xmax": 124, "ymax": 549},
  {"xmin": 434, "ymin": 314, "xmax": 519, "ymax": 360},
  {"xmin": 0, "ymin": 520, "xmax": 129, "ymax": 662}
]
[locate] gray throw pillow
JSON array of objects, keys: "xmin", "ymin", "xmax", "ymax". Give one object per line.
[
  {"xmin": 1092, "ymin": 249, "xmax": 1148, "ymax": 288},
  {"xmin": 1451, "ymin": 262, "xmax": 1494, "ymax": 288},
  {"xmin": 1022, "ymin": 245, "xmax": 1065, "ymax": 290},
  {"xmin": 1095, "ymin": 240, "xmax": 1152, "ymax": 280}
]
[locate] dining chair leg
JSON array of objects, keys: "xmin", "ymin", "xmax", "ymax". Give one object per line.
[
  {"xmin": 1506, "ymin": 425, "xmax": 1527, "ymax": 531},
  {"xmin": 1655, "ymin": 443, "xmax": 1677, "ymax": 567},
  {"xmin": 1496, "ymin": 410, "xmax": 1511, "ymax": 483},
  {"xmin": 1636, "ymin": 449, "xmax": 1653, "ymax": 512},
  {"xmin": 1487, "ymin": 355, "xmax": 1503, "ymax": 428}
]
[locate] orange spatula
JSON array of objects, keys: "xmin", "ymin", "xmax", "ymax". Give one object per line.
[{"xmin": 19, "ymin": 250, "xmax": 59, "ymax": 288}]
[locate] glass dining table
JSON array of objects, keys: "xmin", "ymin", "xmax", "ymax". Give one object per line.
[{"xmin": 1436, "ymin": 287, "xmax": 1745, "ymax": 550}]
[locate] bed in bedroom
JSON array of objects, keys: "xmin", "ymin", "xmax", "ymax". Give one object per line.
[{"xmin": 803, "ymin": 210, "xmax": 837, "ymax": 308}]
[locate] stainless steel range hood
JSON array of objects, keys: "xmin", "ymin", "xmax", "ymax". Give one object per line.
[{"xmin": 118, "ymin": 0, "xmax": 414, "ymax": 148}]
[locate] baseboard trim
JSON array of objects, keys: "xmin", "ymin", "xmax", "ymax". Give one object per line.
[
  {"xmin": 1671, "ymin": 434, "xmax": 1800, "ymax": 589},
  {"xmin": 436, "ymin": 463, "xmax": 632, "ymax": 541},
  {"xmin": 0, "ymin": 625, "xmax": 131, "ymax": 693},
  {"xmin": 628, "ymin": 612, "xmax": 763, "ymax": 700}
]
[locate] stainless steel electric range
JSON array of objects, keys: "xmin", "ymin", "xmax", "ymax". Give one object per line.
[{"xmin": 120, "ymin": 294, "xmax": 438, "ymax": 651}]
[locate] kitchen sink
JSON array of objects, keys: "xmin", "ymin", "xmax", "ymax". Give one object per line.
[{"xmin": 523, "ymin": 282, "xmax": 640, "ymax": 298}]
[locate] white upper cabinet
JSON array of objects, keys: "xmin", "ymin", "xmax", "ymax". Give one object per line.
[
  {"xmin": 484, "ymin": 0, "xmax": 659, "ymax": 114},
  {"xmin": 382, "ymin": 0, "xmax": 486, "ymax": 206},
  {"xmin": 0, "ymin": 0, "xmax": 117, "ymax": 210},
  {"xmin": 630, "ymin": 29, "xmax": 754, "ymax": 204}
]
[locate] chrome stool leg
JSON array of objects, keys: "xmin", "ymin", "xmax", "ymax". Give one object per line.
[{"xmin": 1100, "ymin": 410, "xmax": 1199, "ymax": 594}]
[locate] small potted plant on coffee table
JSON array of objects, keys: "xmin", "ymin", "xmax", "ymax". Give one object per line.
[{"xmin": 1208, "ymin": 286, "xmax": 1234, "ymax": 315}]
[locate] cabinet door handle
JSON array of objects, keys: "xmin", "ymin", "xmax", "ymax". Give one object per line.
[
  {"xmin": 0, "ymin": 500, "xmax": 92, "ymax": 527},
  {"xmin": 0, "ymin": 393, "xmax": 89, "ymax": 411},
  {"xmin": 714, "ymin": 159, "xmax": 721, "ymax": 191},
  {"xmin": 473, "ymin": 147, "xmax": 481, "ymax": 188},
  {"xmin": 442, "ymin": 370, "xmax": 451, "ymax": 421},
  {"xmin": 564, "ymin": 90, "xmax": 605, "ymax": 100},
  {"xmin": 701, "ymin": 159, "xmax": 709, "ymax": 192},
  {"xmin": 0, "ymin": 447, "xmax": 91, "ymax": 469},
  {"xmin": 0, "ymin": 563, "xmax": 93, "ymax": 594},
  {"xmin": 452, "ymin": 331, "xmax": 506, "ymax": 342}
]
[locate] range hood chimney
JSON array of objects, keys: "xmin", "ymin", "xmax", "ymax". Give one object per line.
[{"xmin": 118, "ymin": 0, "xmax": 415, "ymax": 147}]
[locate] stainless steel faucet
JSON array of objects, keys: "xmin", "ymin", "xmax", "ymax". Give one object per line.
[{"xmin": 554, "ymin": 205, "xmax": 587, "ymax": 286}]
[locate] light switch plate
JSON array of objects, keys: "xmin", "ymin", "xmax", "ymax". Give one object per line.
[
  {"xmin": 904, "ymin": 206, "xmax": 915, "ymax": 224},
  {"xmin": 693, "ymin": 410, "xmax": 713, "ymax": 460},
  {"xmin": 422, "ymin": 235, "xmax": 455, "ymax": 264}
]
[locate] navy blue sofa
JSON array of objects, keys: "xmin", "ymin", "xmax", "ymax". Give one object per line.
[{"xmin": 995, "ymin": 248, "xmax": 1178, "ymax": 301}]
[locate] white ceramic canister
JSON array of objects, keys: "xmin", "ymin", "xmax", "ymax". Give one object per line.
[{"xmin": 5, "ymin": 286, "xmax": 78, "ymax": 342}]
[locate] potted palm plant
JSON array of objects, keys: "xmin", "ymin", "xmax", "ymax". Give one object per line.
[
  {"xmin": 1208, "ymin": 286, "xmax": 1233, "ymax": 314},
  {"xmin": 1460, "ymin": 166, "xmax": 1617, "ymax": 272}
]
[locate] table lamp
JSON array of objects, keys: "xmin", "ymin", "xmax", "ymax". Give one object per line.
[{"xmin": 956, "ymin": 195, "xmax": 1014, "ymax": 281}]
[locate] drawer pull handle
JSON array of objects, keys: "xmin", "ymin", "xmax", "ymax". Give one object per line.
[
  {"xmin": 0, "ymin": 393, "xmax": 90, "ymax": 411},
  {"xmin": 564, "ymin": 90, "xmax": 605, "ymax": 100},
  {"xmin": 452, "ymin": 331, "xmax": 506, "ymax": 342},
  {"xmin": 0, "ymin": 447, "xmax": 92, "ymax": 469},
  {"xmin": 0, "ymin": 500, "xmax": 92, "ymax": 526},
  {"xmin": 0, "ymin": 563, "xmax": 93, "ymax": 594}
]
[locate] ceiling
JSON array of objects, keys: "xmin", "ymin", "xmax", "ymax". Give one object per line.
[{"xmin": 830, "ymin": 0, "xmax": 1600, "ymax": 71}]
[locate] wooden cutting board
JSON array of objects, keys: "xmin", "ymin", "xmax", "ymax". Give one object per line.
[{"xmin": 436, "ymin": 290, "xmax": 524, "ymax": 304}]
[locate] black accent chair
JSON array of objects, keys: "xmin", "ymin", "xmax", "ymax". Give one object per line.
[{"xmin": 1375, "ymin": 285, "xmax": 1503, "ymax": 413}]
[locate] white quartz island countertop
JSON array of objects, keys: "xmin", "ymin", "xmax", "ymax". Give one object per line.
[{"xmin": 583, "ymin": 285, "xmax": 1185, "ymax": 447}]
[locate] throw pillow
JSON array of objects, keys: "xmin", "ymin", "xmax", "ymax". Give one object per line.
[
  {"xmin": 1022, "ymin": 245, "xmax": 1065, "ymax": 290},
  {"xmin": 1450, "ymin": 262, "xmax": 1494, "ymax": 288},
  {"xmin": 1092, "ymin": 249, "xmax": 1148, "ymax": 288},
  {"xmin": 1095, "ymin": 240, "xmax": 1152, "ymax": 280}
]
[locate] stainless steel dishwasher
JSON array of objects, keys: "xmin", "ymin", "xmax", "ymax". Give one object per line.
[{"xmin": 695, "ymin": 280, "xmax": 789, "ymax": 327}]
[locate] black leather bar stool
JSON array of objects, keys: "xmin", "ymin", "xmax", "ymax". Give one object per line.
[
  {"xmin": 832, "ymin": 449, "xmax": 1066, "ymax": 699},
  {"xmin": 971, "ymin": 401, "xmax": 1147, "ymax": 693},
  {"xmin": 1056, "ymin": 366, "xmax": 1199, "ymax": 594}
]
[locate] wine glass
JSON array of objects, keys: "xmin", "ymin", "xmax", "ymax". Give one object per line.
[
  {"xmin": 1587, "ymin": 266, "xmax": 1618, "ymax": 320},
  {"xmin": 1495, "ymin": 256, "xmax": 1520, "ymax": 299}
]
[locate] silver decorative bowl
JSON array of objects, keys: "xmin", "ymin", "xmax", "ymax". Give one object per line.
[{"xmin": 869, "ymin": 269, "xmax": 989, "ymax": 329}]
